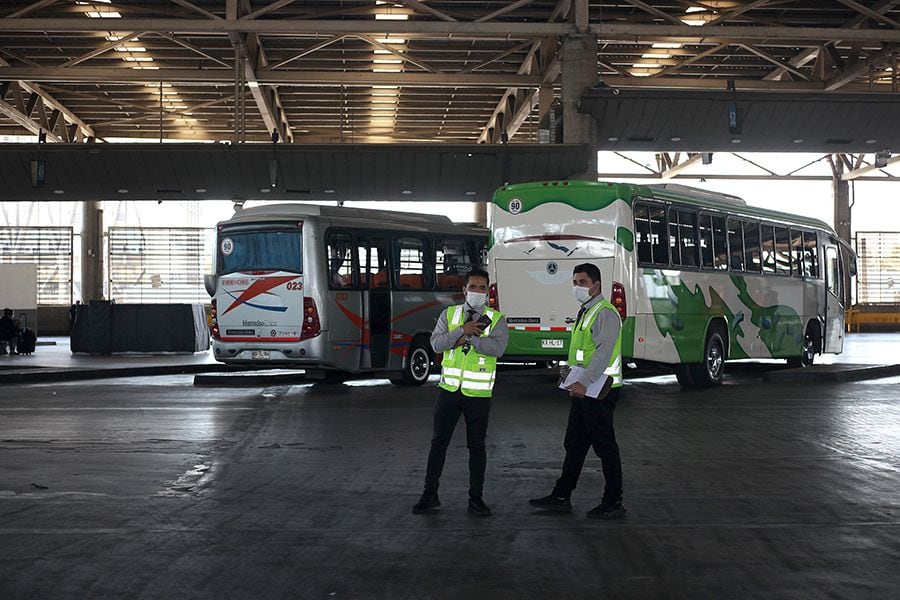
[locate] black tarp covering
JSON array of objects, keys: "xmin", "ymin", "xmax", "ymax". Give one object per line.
[{"xmin": 71, "ymin": 302, "xmax": 209, "ymax": 354}]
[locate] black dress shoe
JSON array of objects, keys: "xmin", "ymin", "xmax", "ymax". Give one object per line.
[
  {"xmin": 467, "ymin": 497, "xmax": 492, "ymax": 516},
  {"xmin": 528, "ymin": 493, "xmax": 573, "ymax": 512},
  {"xmin": 412, "ymin": 493, "xmax": 441, "ymax": 514},
  {"xmin": 586, "ymin": 501, "xmax": 627, "ymax": 520}
]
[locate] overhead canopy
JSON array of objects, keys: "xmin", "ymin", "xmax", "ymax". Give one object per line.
[
  {"xmin": 0, "ymin": 143, "xmax": 590, "ymax": 202},
  {"xmin": 581, "ymin": 88, "xmax": 900, "ymax": 153}
]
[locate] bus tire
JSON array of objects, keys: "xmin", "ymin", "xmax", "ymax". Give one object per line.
[
  {"xmin": 674, "ymin": 364, "xmax": 695, "ymax": 388},
  {"xmin": 393, "ymin": 337, "xmax": 433, "ymax": 386},
  {"xmin": 787, "ymin": 323, "xmax": 818, "ymax": 368},
  {"xmin": 690, "ymin": 327, "xmax": 726, "ymax": 387}
]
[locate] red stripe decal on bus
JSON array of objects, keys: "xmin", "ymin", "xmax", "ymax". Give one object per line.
[{"xmin": 223, "ymin": 275, "xmax": 300, "ymax": 315}]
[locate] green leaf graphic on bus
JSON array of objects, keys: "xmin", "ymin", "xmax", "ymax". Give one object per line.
[
  {"xmin": 731, "ymin": 275, "xmax": 804, "ymax": 356},
  {"xmin": 646, "ymin": 270, "xmax": 749, "ymax": 362}
]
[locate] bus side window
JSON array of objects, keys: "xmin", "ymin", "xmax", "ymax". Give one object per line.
[
  {"xmin": 699, "ymin": 214, "xmax": 714, "ymax": 268},
  {"xmin": 802, "ymin": 231, "xmax": 819, "ymax": 279},
  {"xmin": 761, "ymin": 225, "xmax": 776, "ymax": 274},
  {"xmin": 436, "ymin": 238, "xmax": 468, "ymax": 290},
  {"xmin": 790, "ymin": 229, "xmax": 804, "ymax": 277},
  {"xmin": 327, "ymin": 232, "xmax": 356, "ymax": 289},
  {"xmin": 677, "ymin": 209, "xmax": 698, "ymax": 268},
  {"xmin": 634, "ymin": 203, "xmax": 653, "ymax": 264},
  {"xmin": 743, "ymin": 220, "xmax": 762, "ymax": 273},
  {"xmin": 712, "ymin": 216, "xmax": 728, "ymax": 270},
  {"xmin": 648, "ymin": 206, "xmax": 669, "ymax": 265},
  {"xmin": 393, "ymin": 236, "xmax": 427, "ymax": 290},
  {"xmin": 356, "ymin": 242, "xmax": 382, "ymax": 288},
  {"xmin": 727, "ymin": 218, "xmax": 745, "ymax": 271},
  {"xmin": 774, "ymin": 226, "xmax": 791, "ymax": 276},
  {"xmin": 668, "ymin": 208, "xmax": 681, "ymax": 266}
]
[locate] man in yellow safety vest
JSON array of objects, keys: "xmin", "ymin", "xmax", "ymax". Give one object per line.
[
  {"xmin": 413, "ymin": 268, "xmax": 508, "ymax": 517},
  {"xmin": 529, "ymin": 262, "xmax": 626, "ymax": 519}
]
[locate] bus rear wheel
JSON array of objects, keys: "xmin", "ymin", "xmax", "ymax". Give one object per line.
[
  {"xmin": 689, "ymin": 328, "xmax": 726, "ymax": 387},
  {"xmin": 391, "ymin": 337, "xmax": 433, "ymax": 386}
]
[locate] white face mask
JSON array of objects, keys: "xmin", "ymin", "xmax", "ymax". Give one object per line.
[
  {"xmin": 572, "ymin": 285, "xmax": 593, "ymax": 304},
  {"xmin": 465, "ymin": 291, "xmax": 487, "ymax": 307}
]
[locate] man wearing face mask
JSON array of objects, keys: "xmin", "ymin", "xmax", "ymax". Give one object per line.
[
  {"xmin": 413, "ymin": 268, "xmax": 508, "ymax": 516},
  {"xmin": 529, "ymin": 262, "xmax": 626, "ymax": 519}
]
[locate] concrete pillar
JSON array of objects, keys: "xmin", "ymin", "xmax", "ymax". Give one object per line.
[
  {"xmin": 561, "ymin": 34, "xmax": 599, "ymax": 178},
  {"xmin": 831, "ymin": 162, "xmax": 852, "ymax": 244},
  {"xmin": 81, "ymin": 200, "xmax": 103, "ymax": 301},
  {"xmin": 473, "ymin": 202, "xmax": 487, "ymax": 228}
]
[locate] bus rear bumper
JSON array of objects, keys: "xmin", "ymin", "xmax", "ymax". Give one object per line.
[{"xmin": 212, "ymin": 338, "xmax": 327, "ymax": 365}]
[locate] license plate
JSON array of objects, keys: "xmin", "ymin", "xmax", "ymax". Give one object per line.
[
  {"xmin": 251, "ymin": 350, "xmax": 271, "ymax": 360},
  {"xmin": 541, "ymin": 339, "xmax": 564, "ymax": 349}
]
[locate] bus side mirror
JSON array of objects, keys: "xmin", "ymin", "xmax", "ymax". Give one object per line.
[{"xmin": 204, "ymin": 274, "xmax": 216, "ymax": 297}]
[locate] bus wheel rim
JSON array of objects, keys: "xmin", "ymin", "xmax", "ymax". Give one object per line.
[
  {"xmin": 707, "ymin": 340, "xmax": 723, "ymax": 379},
  {"xmin": 411, "ymin": 348, "xmax": 430, "ymax": 380},
  {"xmin": 803, "ymin": 335, "xmax": 814, "ymax": 363}
]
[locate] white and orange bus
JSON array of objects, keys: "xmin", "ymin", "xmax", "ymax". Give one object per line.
[{"xmin": 206, "ymin": 203, "xmax": 486, "ymax": 384}]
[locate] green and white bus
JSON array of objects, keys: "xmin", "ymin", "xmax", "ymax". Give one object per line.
[{"xmin": 487, "ymin": 181, "xmax": 856, "ymax": 387}]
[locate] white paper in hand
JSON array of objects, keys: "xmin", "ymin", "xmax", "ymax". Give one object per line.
[{"xmin": 559, "ymin": 366, "xmax": 610, "ymax": 398}]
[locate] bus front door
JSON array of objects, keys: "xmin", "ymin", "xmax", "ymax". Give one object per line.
[
  {"xmin": 823, "ymin": 243, "xmax": 844, "ymax": 353},
  {"xmin": 360, "ymin": 236, "xmax": 391, "ymax": 369}
]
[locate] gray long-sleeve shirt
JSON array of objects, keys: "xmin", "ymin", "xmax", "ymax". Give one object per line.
[
  {"xmin": 575, "ymin": 293, "xmax": 622, "ymax": 387},
  {"xmin": 430, "ymin": 302, "xmax": 509, "ymax": 358}
]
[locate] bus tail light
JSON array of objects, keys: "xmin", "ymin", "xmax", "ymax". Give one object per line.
[
  {"xmin": 611, "ymin": 281, "xmax": 627, "ymax": 321},
  {"xmin": 488, "ymin": 283, "xmax": 499, "ymax": 310},
  {"xmin": 302, "ymin": 297, "xmax": 321, "ymax": 339},
  {"xmin": 210, "ymin": 298, "xmax": 220, "ymax": 340}
]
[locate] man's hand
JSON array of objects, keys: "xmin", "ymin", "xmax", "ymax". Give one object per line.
[
  {"xmin": 461, "ymin": 320, "xmax": 485, "ymax": 336},
  {"xmin": 566, "ymin": 381, "xmax": 587, "ymax": 398}
]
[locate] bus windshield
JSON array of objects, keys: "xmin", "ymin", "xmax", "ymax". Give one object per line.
[{"xmin": 218, "ymin": 229, "xmax": 302, "ymax": 274}]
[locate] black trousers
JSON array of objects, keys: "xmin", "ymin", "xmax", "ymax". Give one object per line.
[
  {"xmin": 553, "ymin": 395, "xmax": 623, "ymax": 505},
  {"xmin": 423, "ymin": 388, "xmax": 492, "ymax": 499}
]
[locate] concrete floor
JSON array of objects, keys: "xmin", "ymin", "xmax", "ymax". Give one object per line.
[{"xmin": 1, "ymin": 336, "xmax": 900, "ymax": 599}]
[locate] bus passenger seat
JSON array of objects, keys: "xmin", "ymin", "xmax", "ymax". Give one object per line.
[{"xmin": 372, "ymin": 271, "xmax": 389, "ymax": 288}]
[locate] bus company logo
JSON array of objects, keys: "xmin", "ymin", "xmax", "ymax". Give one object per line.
[
  {"xmin": 220, "ymin": 237, "xmax": 234, "ymax": 256},
  {"xmin": 546, "ymin": 261, "xmax": 558, "ymax": 275},
  {"xmin": 508, "ymin": 197, "xmax": 523, "ymax": 214},
  {"xmin": 508, "ymin": 317, "xmax": 540, "ymax": 324},
  {"xmin": 243, "ymin": 320, "xmax": 269, "ymax": 326},
  {"xmin": 223, "ymin": 278, "xmax": 250, "ymax": 286}
]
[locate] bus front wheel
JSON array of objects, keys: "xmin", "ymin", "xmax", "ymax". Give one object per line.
[
  {"xmin": 392, "ymin": 337, "xmax": 433, "ymax": 386},
  {"xmin": 787, "ymin": 325, "xmax": 817, "ymax": 368}
]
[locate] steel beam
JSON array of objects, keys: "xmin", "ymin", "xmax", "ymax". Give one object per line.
[
  {"xmin": 835, "ymin": 0, "xmax": 900, "ymax": 30},
  {"xmin": 843, "ymin": 154, "xmax": 900, "ymax": 180},
  {"xmin": 0, "ymin": 66, "xmax": 543, "ymax": 87},
  {"xmin": 825, "ymin": 44, "xmax": 900, "ymax": 90},
  {"xmin": 600, "ymin": 75, "xmax": 896, "ymax": 92},
  {"xmin": 5, "ymin": 0, "xmax": 59, "ymax": 20},
  {"xmin": 0, "ymin": 82, "xmax": 61, "ymax": 141},
  {"xmin": 620, "ymin": 0, "xmax": 685, "ymax": 26},
  {"xmin": 5, "ymin": 19, "xmax": 900, "ymax": 44},
  {"xmin": 476, "ymin": 0, "xmax": 536, "ymax": 23},
  {"xmin": 395, "ymin": 0, "xmax": 457, "ymax": 22},
  {"xmin": 0, "ymin": 57, "xmax": 94, "ymax": 139},
  {"xmin": 660, "ymin": 153, "xmax": 702, "ymax": 179},
  {"xmin": 597, "ymin": 172, "xmax": 900, "ymax": 182},
  {"xmin": 764, "ymin": 0, "xmax": 900, "ymax": 81}
]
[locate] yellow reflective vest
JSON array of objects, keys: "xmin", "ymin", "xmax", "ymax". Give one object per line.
[
  {"xmin": 567, "ymin": 298, "xmax": 623, "ymax": 388},
  {"xmin": 438, "ymin": 306, "xmax": 504, "ymax": 397}
]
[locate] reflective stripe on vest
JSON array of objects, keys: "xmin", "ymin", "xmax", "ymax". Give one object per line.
[
  {"xmin": 567, "ymin": 298, "xmax": 623, "ymax": 388},
  {"xmin": 439, "ymin": 306, "xmax": 503, "ymax": 397}
]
